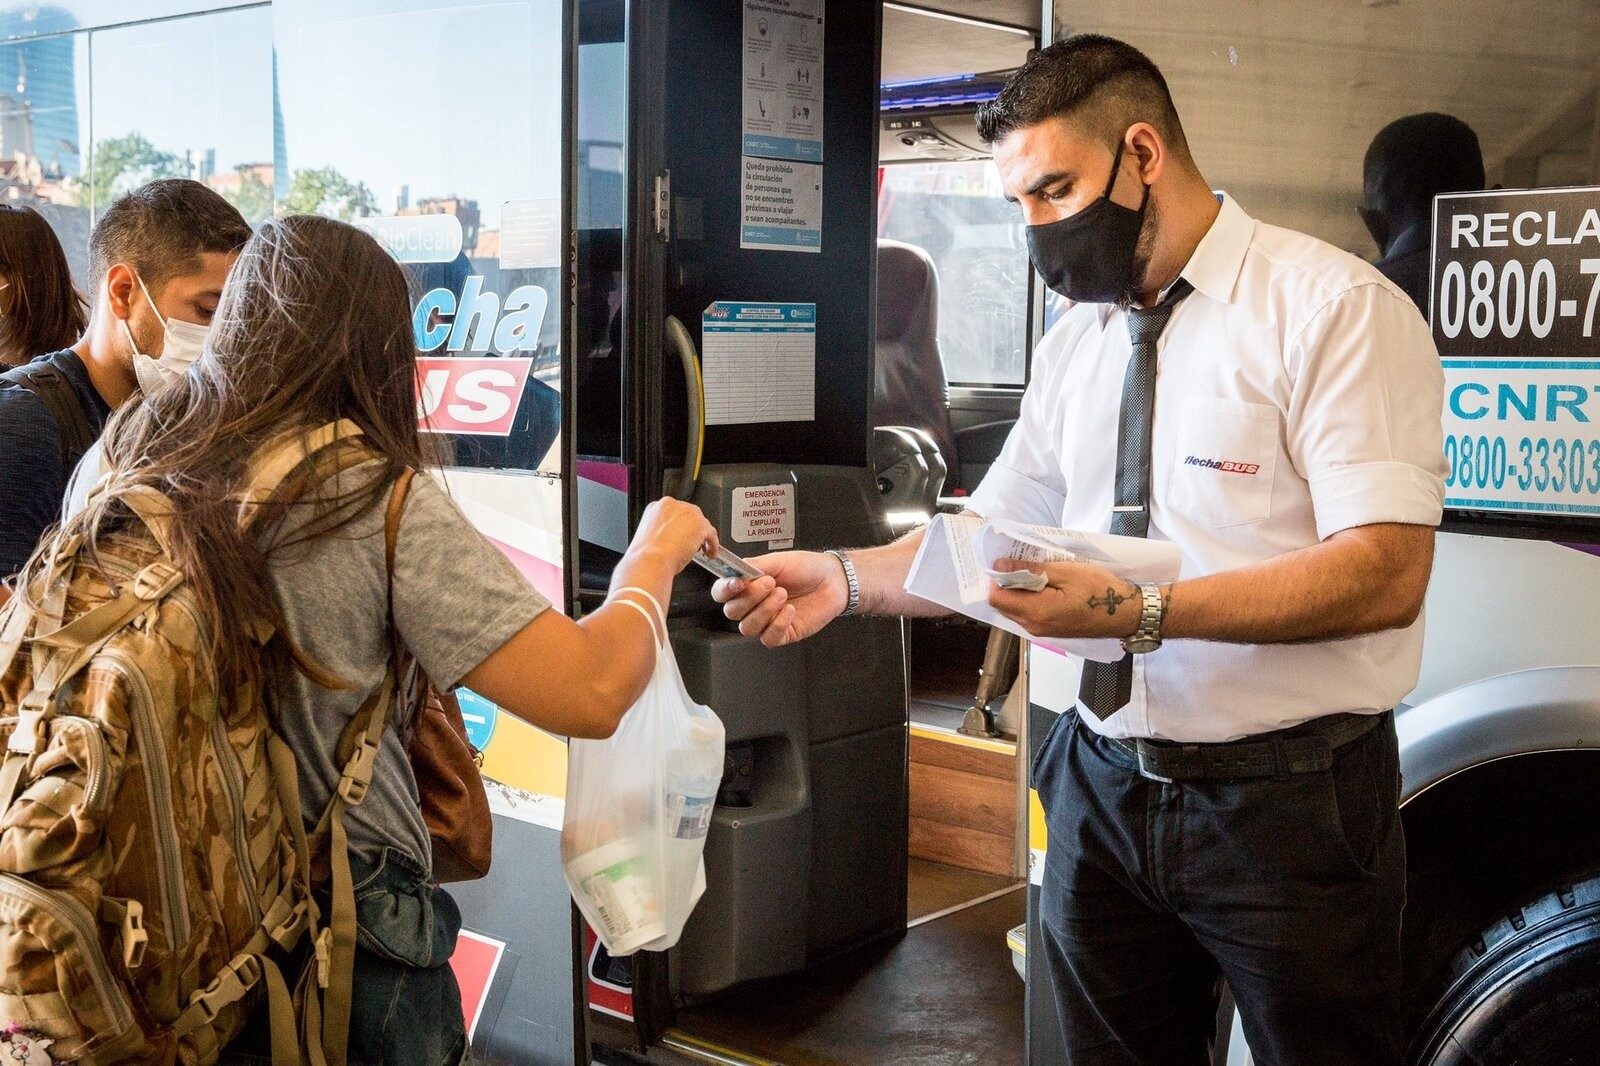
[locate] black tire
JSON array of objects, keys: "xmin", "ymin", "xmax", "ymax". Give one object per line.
[{"xmin": 1410, "ymin": 872, "xmax": 1600, "ymax": 1065}]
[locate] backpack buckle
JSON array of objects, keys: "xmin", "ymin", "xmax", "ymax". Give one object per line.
[
  {"xmin": 121, "ymin": 899, "xmax": 148, "ymax": 970},
  {"xmin": 338, "ymin": 740, "xmax": 379, "ymax": 805},
  {"xmin": 131, "ymin": 561, "xmax": 182, "ymax": 601},
  {"xmin": 8, "ymin": 696, "xmax": 49, "ymax": 755},
  {"xmin": 314, "ymin": 927, "xmax": 333, "ymax": 988}
]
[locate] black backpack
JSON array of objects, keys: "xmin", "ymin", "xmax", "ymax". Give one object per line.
[{"xmin": 0, "ymin": 359, "xmax": 96, "ymax": 471}]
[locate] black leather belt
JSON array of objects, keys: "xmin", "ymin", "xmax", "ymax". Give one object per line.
[{"xmin": 1107, "ymin": 712, "xmax": 1385, "ymax": 783}]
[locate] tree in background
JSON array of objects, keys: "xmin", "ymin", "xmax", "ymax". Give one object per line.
[
  {"xmin": 89, "ymin": 133, "xmax": 188, "ymax": 201},
  {"xmin": 219, "ymin": 165, "xmax": 274, "ymax": 223},
  {"xmin": 284, "ymin": 166, "xmax": 377, "ymax": 221}
]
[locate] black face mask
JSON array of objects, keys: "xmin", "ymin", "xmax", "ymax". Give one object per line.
[{"xmin": 1025, "ymin": 137, "xmax": 1150, "ymax": 304}]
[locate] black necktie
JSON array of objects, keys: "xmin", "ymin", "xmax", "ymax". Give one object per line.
[{"xmin": 1077, "ymin": 279, "xmax": 1194, "ymax": 719}]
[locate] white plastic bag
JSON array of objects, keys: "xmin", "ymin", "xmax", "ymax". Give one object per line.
[{"xmin": 561, "ymin": 588, "xmax": 725, "ymax": 955}]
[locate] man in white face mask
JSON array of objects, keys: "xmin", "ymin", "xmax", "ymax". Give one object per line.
[
  {"xmin": 124, "ymin": 269, "xmax": 216, "ymax": 395},
  {"xmin": 0, "ymin": 178, "xmax": 250, "ymax": 598}
]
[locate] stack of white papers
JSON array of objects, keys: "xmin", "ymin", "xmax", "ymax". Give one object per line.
[{"xmin": 904, "ymin": 514, "xmax": 1183, "ymax": 663}]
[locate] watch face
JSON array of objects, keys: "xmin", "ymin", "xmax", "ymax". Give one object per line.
[{"xmin": 1122, "ymin": 636, "xmax": 1161, "ymax": 655}]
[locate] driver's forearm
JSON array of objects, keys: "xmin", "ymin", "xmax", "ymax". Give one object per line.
[
  {"xmin": 845, "ymin": 526, "xmax": 951, "ymax": 618},
  {"xmin": 1162, "ymin": 527, "xmax": 1433, "ymax": 643}
]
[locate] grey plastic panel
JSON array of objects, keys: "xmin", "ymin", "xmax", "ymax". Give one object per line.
[
  {"xmin": 806, "ymin": 724, "xmax": 910, "ymax": 957},
  {"xmin": 665, "ymin": 463, "xmax": 909, "ymax": 1000},
  {"xmin": 805, "ymin": 616, "xmax": 908, "ymax": 744}
]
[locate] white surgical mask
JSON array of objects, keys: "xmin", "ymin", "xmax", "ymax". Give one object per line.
[{"xmin": 122, "ymin": 273, "xmax": 209, "ymax": 394}]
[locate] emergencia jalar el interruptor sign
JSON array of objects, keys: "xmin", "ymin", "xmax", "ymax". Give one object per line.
[{"xmin": 1433, "ymin": 187, "xmax": 1600, "ymax": 517}]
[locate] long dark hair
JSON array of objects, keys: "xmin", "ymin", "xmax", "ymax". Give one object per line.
[
  {"xmin": 35, "ymin": 215, "xmax": 432, "ymax": 690},
  {"xmin": 0, "ymin": 205, "xmax": 88, "ymax": 366}
]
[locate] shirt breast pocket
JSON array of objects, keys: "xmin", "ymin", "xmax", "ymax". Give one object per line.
[{"xmin": 1167, "ymin": 397, "xmax": 1279, "ymax": 527}]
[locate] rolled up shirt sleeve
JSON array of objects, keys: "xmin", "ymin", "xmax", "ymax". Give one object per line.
[{"xmin": 1284, "ymin": 282, "xmax": 1447, "ymax": 540}]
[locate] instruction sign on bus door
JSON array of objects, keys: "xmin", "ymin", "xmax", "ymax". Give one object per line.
[{"xmin": 1434, "ymin": 187, "xmax": 1600, "ymax": 515}]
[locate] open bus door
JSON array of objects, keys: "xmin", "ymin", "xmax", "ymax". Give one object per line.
[{"xmin": 577, "ymin": 2, "xmax": 1046, "ymax": 1063}]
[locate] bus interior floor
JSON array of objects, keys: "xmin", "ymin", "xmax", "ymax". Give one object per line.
[{"xmin": 623, "ymin": 874, "xmax": 1026, "ymax": 1066}]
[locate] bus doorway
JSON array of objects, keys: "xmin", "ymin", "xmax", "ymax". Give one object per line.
[{"xmin": 578, "ymin": 2, "xmax": 1041, "ymax": 1063}]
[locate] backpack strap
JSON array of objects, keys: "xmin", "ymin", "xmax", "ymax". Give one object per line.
[
  {"xmin": 6, "ymin": 361, "xmax": 96, "ymax": 469},
  {"xmin": 312, "ymin": 468, "xmax": 416, "ymax": 1066},
  {"xmin": 237, "ymin": 419, "xmax": 367, "ymax": 527}
]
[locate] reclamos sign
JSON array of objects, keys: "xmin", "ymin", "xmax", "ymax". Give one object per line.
[{"xmin": 1434, "ymin": 188, "xmax": 1600, "ymax": 516}]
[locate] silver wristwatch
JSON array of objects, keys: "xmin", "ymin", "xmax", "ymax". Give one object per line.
[{"xmin": 1120, "ymin": 583, "xmax": 1165, "ymax": 655}]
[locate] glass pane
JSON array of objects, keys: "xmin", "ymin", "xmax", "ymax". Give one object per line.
[
  {"xmin": 879, "ymin": 160, "xmax": 1029, "ymax": 387},
  {"xmin": 0, "ymin": 30, "xmax": 92, "ymax": 285},
  {"xmin": 274, "ymin": 0, "xmax": 564, "ymax": 478},
  {"xmin": 274, "ymin": 0, "xmax": 567, "ymax": 609},
  {"xmin": 0, "ymin": 2, "xmax": 260, "ymax": 41},
  {"xmin": 575, "ymin": 15, "xmax": 626, "ymax": 462},
  {"xmin": 88, "ymin": 7, "xmax": 274, "ymax": 223}
]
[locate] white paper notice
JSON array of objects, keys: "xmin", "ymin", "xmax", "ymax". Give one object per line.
[
  {"xmin": 498, "ymin": 198, "xmax": 560, "ymax": 269},
  {"xmin": 742, "ymin": 0, "xmax": 824, "ymax": 163},
  {"xmin": 741, "ymin": 157, "xmax": 822, "ymax": 252},
  {"xmin": 702, "ymin": 301, "xmax": 816, "ymax": 424},
  {"xmin": 906, "ymin": 514, "xmax": 1183, "ymax": 663}
]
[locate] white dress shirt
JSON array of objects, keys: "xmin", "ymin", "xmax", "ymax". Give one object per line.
[{"xmin": 969, "ymin": 195, "xmax": 1447, "ymax": 742}]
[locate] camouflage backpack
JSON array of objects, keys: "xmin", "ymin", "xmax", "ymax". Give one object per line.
[{"xmin": 0, "ymin": 419, "xmax": 394, "ymax": 1065}]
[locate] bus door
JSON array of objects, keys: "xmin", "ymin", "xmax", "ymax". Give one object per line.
[
  {"xmin": 274, "ymin": 0, "xmax": 586, "ymax": 1060},
  {"xmin": 578, "ymin": 3, "xmax": 1047, "ymax": 1063},
  {"xmin": 0, "ymin": 1, "xmax": 589, "ymax": 1061}
]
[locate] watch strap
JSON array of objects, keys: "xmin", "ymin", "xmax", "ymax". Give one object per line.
[{"xmin": 824, "ymin": 549, "xmax": 861, "ymax": 617}]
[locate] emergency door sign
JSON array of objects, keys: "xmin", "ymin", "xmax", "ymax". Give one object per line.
[
  {"xmin": 1433, "ymin": 187, "xmax": 1600, "ymax": 515},
  {"xmin": 733, "ymin": 482, "xmax": 796, "ymax": 548}
]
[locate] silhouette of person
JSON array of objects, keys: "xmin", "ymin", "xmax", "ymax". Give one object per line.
[{"xmin": 1359, "ymin": 113, "xmax": 1485, "ymax": 314}]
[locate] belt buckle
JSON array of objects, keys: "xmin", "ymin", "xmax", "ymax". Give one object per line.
[{"xmin": 1134, "ymin": 741, "xmax": 1174, "ymax": 783}]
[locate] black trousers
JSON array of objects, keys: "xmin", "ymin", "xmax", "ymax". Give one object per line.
[{"xmin": 1034, "ymin": 709, "xmax": 1405, "ymax": 1066}]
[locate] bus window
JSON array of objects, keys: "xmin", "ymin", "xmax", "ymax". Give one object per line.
[
  {"xmin": 0, "ymin": 25, "xmax": 90, "ymax": 285},
  {"xmin": 88, "ymin": 8, "xmax": 274, "ymax": 224},
  {"xmin": 274, "ymin": 0, "xmax": 564, "ymax": 478},
  {"xmin": 878, "ymin": 160, "xmax": 1029, "ymax": 387}
]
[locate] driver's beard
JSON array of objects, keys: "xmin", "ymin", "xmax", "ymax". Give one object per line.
[{"xmin": 1116, "ymin": 197, "xmax": 1162, "ymax": 309}]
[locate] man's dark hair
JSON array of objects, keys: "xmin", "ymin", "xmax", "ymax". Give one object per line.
[
  {"xmin": 976, "ymin": 35, "xmax": 1190, "ymax": 157},
  {"xmin": 87, "ymin": 178, "xmax": 252, "ymax": 291},
  {"xmin": 1363, "ymin": 113, "xmax": 1484, "ymax": 222}
]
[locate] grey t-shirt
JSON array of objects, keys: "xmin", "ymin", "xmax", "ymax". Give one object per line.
[{"xmin": 265, "ymin": 464, "xmax": 550, "ymax": 870}]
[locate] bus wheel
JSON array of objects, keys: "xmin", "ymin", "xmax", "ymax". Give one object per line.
[{"xmin": 1410, "ymin": 873, "xmax": 1600, "ymax": 1064}]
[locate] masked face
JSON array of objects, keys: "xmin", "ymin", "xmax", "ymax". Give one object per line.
[
  {"xmin": 1024, "ymin": 135, "xmax": 1152, "ymax": 304},
  {"xmin": 121, "ymin": 272, "xmax": 209, "ymax": 394}
]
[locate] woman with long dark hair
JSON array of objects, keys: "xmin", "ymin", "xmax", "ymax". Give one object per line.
[
  {"xmin": 54, "ymin": 214, "xmax": 718, "ymax": 1063},
  {"xmin": 0, "ymin": 204, "xmax": 88, "ymax": 367}
]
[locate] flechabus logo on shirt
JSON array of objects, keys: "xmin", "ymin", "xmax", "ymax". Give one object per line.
[{"xmin": 1184, "ymin": 455, "xmax": 1261, "ymax": 476}]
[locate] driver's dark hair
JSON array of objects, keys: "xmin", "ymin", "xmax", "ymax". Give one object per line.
[{"xmin": 976, "ymin": 35, "xmax": 1190, "ymax": 159}]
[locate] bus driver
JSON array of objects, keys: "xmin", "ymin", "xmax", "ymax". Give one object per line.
[{"xmin": 715, "ymin": 35, "xmax": 1446, "ymax": 1065}]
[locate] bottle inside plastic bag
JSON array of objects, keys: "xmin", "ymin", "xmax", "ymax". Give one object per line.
[{"xmin": 561, "ymin": 588, "xmax": 726, "ymax": 955}]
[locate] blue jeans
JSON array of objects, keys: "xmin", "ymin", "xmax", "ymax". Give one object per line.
[{"xmin": 222, "ymin": 847, "xmax": 469, "ymax": 1066}]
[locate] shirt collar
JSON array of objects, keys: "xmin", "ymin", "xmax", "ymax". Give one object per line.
[
  {"xmin": 1095, "ymin": 193, "xmax": 1254, "ymax": 328},
  {"xmin": 1177, "ymin": 192, "xmax": 1253, "ymax": 305}
]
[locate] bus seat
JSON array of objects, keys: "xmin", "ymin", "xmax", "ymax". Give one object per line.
[{"xmin": 875, "ymin": 239, "xmax": 958, "ymax": 473}]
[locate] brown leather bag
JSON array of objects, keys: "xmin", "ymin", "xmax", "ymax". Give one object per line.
[{"xmin": 386, "ymin": 469, "xmax": 494, "ymax": 883}]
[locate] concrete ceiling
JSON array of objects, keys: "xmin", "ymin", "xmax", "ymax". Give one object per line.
[{"xmin": 1052, "ymin": 0, "xmax": 1600, "ymax": 253}]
